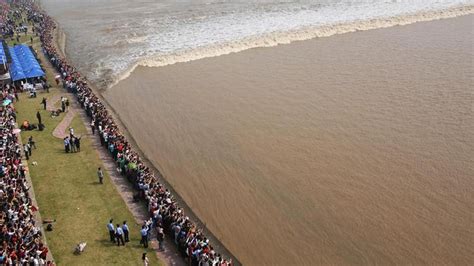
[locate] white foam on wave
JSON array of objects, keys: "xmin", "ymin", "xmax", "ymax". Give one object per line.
[{"xmin": 108, "ymin": 5, "xmax": 474, "ymax": 89}]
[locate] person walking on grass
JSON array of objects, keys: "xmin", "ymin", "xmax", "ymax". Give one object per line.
[
  {"xmin": 40, "ymin": 97, "xmax": 47, "ymax": 110},
  {"xmin": 70, "ymin": 137, "xmax": 77, "ymax": 153},
  {"xmin": 28, "ymin": 136, "xmax": 36, "ymax": 149},
  {"xmin": 97, "ymin": 167, "xmax": 104, "ymax": 184},
  {"xmin": 107, "ymin": 219, "xmax": 115, "ymax": 243},
  {"xmin": 140, "ymin": 225, "xmax": 149, "ymax": 248},
  {"xmin": 64, "ymin": 137, "xmax": 70, "ymax": 153},
  {"xmin": 24, "ymin": 144, "xmax": 29, "ymax": 160},
  {"xmin": 36, "ymin": 111, "xmax": 42, "ymax": 125},
  {"xmin": 142, "ymin": 253, "xmax": 149, "ymax": 266},
  {"xmin": 115, "ymin": 224, "xmax": 125, "ymax": 246},
  {"xmin": 122, "ymin": 221, "xmax": 129, "ymax": 242},
  {"xmin": 27, "ymin": 143, "xmax": 32, "ymax": 157},
  {"xmin": 74, "ymin": 136, "xmax": 81, "ymax": 152}
]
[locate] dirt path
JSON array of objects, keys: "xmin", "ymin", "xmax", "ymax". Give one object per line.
[{"xmin": 50, "ymin": 104, "xmax": 76, "ymax": 139}]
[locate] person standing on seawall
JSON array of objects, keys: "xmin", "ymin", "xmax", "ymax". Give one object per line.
[
  {"xmin": 157, "ymin": 226, "xmax": 165, "ymax": 251},
  {"xmin": 140, "ymin": 225, "xmax": 149, "ymax": 248},
  {"xmin": 91, "ymin": 120, "xmax": 95, "ymax": 135}
]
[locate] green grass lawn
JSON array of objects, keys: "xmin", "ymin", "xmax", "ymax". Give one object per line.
[{"xmin": 13, "ymin": 24, "xmax": 161, "ymax": 266}]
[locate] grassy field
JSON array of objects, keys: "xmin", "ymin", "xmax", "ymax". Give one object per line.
[{"xmin": 13, "ymin": 26, "xmax": 160, "ymax": 265}]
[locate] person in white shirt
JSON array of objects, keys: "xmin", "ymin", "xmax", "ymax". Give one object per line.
[
  {"xmin": 107, "ymin": 220, "xmax": 115, "ymax": 243},
  {"xmin": 122, "ymin": 221, "xmax": 129, "ymax": 242},
  {"xmin": 115, "ymin": 224, "xmax": 125, "ymax": 246},
  {"xmin": 140, "ymin": 225, "xmax": 149, "ymax": 248}
]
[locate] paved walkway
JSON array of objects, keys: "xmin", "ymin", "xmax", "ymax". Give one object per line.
[{"xmin": 46, "ymin": 94, "xmax": 77, "ymax": 139}]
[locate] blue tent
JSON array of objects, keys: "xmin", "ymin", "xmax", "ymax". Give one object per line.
[
  {"xmin": 9, "ymin": 47, "xmax": 26, "ymax": 81},
  {"xmin": 0, "ymin": 45, "xmax": 6, "ymax": 65},
  {"xmin": 9, "ymin": 44, "xmax": 45, "ymax": 81}
]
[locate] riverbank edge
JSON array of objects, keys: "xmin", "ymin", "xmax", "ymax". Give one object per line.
[{"xmin": 41, "ymin": 6, "xmax": 242, "ymax": 265}]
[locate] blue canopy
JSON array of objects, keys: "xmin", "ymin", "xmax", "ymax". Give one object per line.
[
  {"xmin": 0, "ymin": 40, "xmax": 11, "ymax": 65},
  {"xmin": 0, "ymin": 45, "xmax": 6, "ymax": 65},
  {"xmin": 9, "ymin": 44, "xmax": 45, "ymax": 81},
  {"xmin": 9, "ymin": 47, "xmax": 26, "ymax": 81}
]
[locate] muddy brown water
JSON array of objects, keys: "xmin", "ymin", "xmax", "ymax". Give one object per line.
[{"xmin": 103, "ymin": 16, "xmax": 474, "ymax": 265}]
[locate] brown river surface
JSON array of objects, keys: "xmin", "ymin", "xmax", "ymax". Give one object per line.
[{"xmin": 104, "ymin": 16, "xmax": 474, "ymax": 265}]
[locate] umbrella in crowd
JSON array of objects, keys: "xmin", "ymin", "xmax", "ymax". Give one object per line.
[{"xmin": 2, "ymin": 99, "xmax": 11, "ymax": 106}]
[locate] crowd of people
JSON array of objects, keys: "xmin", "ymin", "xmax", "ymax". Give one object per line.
[
  {"xmin": 104, "ymin": 217, "xmax": 165, "ymax": 254},
  {"xmin": 0, "ymin": 3, "xmax": 31, "ymax": 43},
  {"xmin": 0, "ymin": 4, "xmax": 16, "ymax": 38},
  {"xmin": 0, "ymin": 3, "xmax": 54, "ymax": 264},
  {"xmin": 27, "ymin": 2, "xmax": 235, "ymax": 265},
  {"xmin": 63, "ymin": 126, "xmax": 81, "ymax": 153},
  {"xmin": 0, "ymin": 83, "xmax": 52, "ymax": 264}
]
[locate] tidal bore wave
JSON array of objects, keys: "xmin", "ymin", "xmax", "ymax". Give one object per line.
[{"xmin": 106, "ymin": 5, "xmax": 473, "ymax": 89}]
